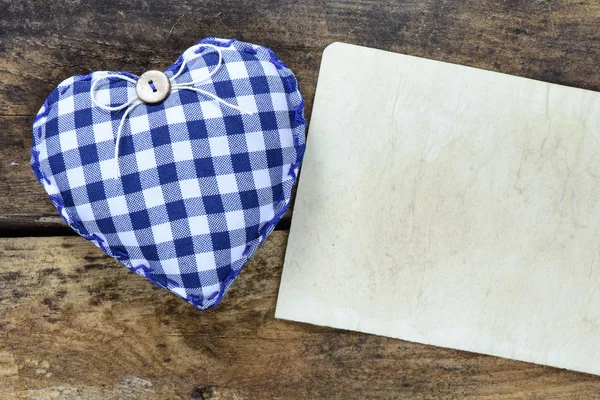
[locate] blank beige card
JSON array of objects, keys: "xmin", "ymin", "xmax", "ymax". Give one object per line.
[{"xmin": 275, "ymin": 42, "xmax": 600, "ymax": 375}]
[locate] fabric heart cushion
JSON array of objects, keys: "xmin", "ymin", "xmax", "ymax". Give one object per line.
[{"xmin": 30, "ymin": 37, "xmax": 306, "ymax": 309}]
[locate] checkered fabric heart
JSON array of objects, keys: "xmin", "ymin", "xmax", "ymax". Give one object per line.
[{"xmin": 30, "ymin": 37, "xmax": 306, "ymax": 309}]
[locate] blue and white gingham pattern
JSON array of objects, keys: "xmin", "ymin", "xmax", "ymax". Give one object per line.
[{"xmin": 30, "ymin": 37, "xmax": 306, "ymax": 309}]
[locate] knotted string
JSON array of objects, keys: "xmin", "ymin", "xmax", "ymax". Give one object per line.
[{"xmin": 90, "ymin": 43, "xmax": 253, "ymax": 178}]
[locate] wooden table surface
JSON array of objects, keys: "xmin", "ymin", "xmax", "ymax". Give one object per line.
[{"xmin": 1, "ymin": 1, "xmax": 600, "ymax": 398}]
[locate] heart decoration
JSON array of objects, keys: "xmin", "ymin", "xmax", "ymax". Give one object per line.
[{"xmin": 30, "ymin": 37, "xmax": 306, "ymax": 309}]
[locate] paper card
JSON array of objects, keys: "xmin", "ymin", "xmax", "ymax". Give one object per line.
[{"xmin": 275, "ymin": 42, "xmax": 600, "ymax": 375}]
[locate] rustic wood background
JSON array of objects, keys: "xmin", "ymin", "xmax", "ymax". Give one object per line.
[{"xmin": 1, "ymin": 0, "xmax": 600, "ymax": 398}]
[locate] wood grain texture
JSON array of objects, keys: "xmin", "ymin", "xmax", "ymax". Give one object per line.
[
  {"xmin": 0, "ymin": 231, "xmax": 598, "ymax": 399},
  {"xmin": 1, "ymin": 0, "xmax": 600, "ymax": 231}
]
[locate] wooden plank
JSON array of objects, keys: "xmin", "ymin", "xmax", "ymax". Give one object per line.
[
  {"xmin": 0, "ymin": 231, "xmax": 598, "ymax": 399},
  {"xmin": 1, "ymin": 0, "xmax": 600, "ymax": 231}
]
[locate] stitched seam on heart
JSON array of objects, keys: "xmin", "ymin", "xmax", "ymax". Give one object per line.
[
  {"xmin": 164, "ymin": 37, "xmax": 237, "ymax": 75},
  {"xmin": 31, "ymin": 37, "xmax": 306, "ymax": 310},
  {"xmin": 32, "ymin": 38, "xmax": 305, "ymax": 309}
]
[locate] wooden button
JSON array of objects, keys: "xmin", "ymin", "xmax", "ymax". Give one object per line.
[{"xmin": 136, "ymin": 70, "xmax": 171, "ymax": 104}]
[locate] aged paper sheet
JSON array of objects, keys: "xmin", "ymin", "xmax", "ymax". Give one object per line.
[{"xmin": 276, "ymin": 42, "xmax": 600, "ymax": 375}]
